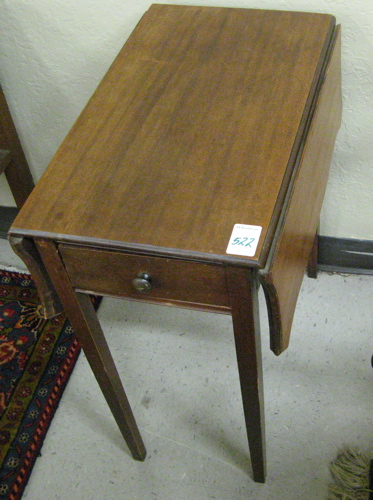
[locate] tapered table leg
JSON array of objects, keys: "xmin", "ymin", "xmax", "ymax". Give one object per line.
[
  {"xmin": 227, "ymin": 266, "xmax": 266, "ymax": 483},
  {"xmin": 35, "ymin": 239, "xmax": 146, "ymax": 461}
]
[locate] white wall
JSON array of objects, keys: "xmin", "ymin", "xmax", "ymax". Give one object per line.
[{"xmin": 1, "ymin": 0, "xmax": 372, "ymax": 240}]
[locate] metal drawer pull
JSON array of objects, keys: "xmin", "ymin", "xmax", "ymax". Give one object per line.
[{"xmin": 131, "ymin": 273, "xmax": 153, "ymax": 292}]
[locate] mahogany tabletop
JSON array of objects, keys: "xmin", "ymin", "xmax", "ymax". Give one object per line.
[{"xmin": 11, "ymin": 4, "xmax": 335, "ymax": 268}]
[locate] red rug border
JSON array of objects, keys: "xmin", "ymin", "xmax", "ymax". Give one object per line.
[
  {"xmin": 0, "ymin": 269, "xmax": 83, "ymax": 500},
  {"xmin": 8, "ymin": 338, "xmax": 81, "ymax": 500}
]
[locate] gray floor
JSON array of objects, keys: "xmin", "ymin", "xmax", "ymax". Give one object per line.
[{"xmin": 1, "ymin": 238, "xmax": 372, "ymax": 499}]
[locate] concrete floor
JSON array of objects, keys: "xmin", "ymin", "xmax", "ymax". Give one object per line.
[{"xmin": 1, "ymin": 238, "xmax": 372, "ymax": 499}]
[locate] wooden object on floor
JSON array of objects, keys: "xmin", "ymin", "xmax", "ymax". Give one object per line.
[
  {"xmin": 0, "ymin": 85, "xmax": 34, "ymax": 209},
  {"xmin": 9, "ymin": 5, "xmax": 342, "ymax": 483}
]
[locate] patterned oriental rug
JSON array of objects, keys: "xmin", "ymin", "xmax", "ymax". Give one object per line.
[{"xmin": 0, "ymin": 269, "xmax": 100, "ymax": 499}]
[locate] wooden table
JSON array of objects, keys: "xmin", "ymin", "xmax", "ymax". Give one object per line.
[{"xmin": 9, "ymin": 5, "xmax": 341, "ymax": 483}]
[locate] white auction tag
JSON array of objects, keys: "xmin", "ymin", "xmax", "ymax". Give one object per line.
[{"xmin": 226, "ymin": 224, "xmax": 262, "ymax": 257}]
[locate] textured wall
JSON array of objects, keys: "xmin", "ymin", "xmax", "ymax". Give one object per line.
[{"xmin": 0, "ymin": 0, "xmax": 372, "ymax": 239}]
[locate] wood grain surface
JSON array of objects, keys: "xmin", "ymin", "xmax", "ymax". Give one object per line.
[
  {"xmin": 11, "ymin": 5, "xmax": 335, "ymax": 266},
  {"xmin": 261, "ymin": 26, "xmax": 342, "ymax": 354},
  {"xmin": 59, "ymin": 243, "xmax": 231, "ymax": 311}
]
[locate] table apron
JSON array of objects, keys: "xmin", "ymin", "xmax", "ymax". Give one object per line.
[{"xmin": 59, "ymin": 244, "xmax": 232, "ymax": 312}]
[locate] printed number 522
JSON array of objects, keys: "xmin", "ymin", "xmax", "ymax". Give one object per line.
[{"xmin": 232, "ymin": 237, "xmax": 255, "ymax": 247}]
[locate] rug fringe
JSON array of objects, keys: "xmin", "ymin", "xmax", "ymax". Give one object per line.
[{"xmin": 327, "ymin": 447, "xmax": 373, "ymax": 500}]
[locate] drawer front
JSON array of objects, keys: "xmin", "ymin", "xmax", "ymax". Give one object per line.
[{"xmin": 59, "ymin": 245, "xmax": 230, "ymax": 310}]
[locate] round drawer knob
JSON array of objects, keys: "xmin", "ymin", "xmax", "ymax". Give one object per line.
[{"xmin": 131, "ymin": 273, "xmax": 153, "ymax": 293}]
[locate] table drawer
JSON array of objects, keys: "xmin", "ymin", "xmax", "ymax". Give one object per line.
[{"xmin": 59, "ymin": 245, "xmax": 230, "ymax": 311}]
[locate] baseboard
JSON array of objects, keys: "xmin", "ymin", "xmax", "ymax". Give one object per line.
[
  {"xmin": 0, "ymin": 206, "xmax": 18, "ymax": 239},
  {"xmin": 318, "ymin": 235, "xmax": 373, "ymax": 275},
  {"xmin": 0, "ymin": 207, "xmax": 372, "ymax": 275}
]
